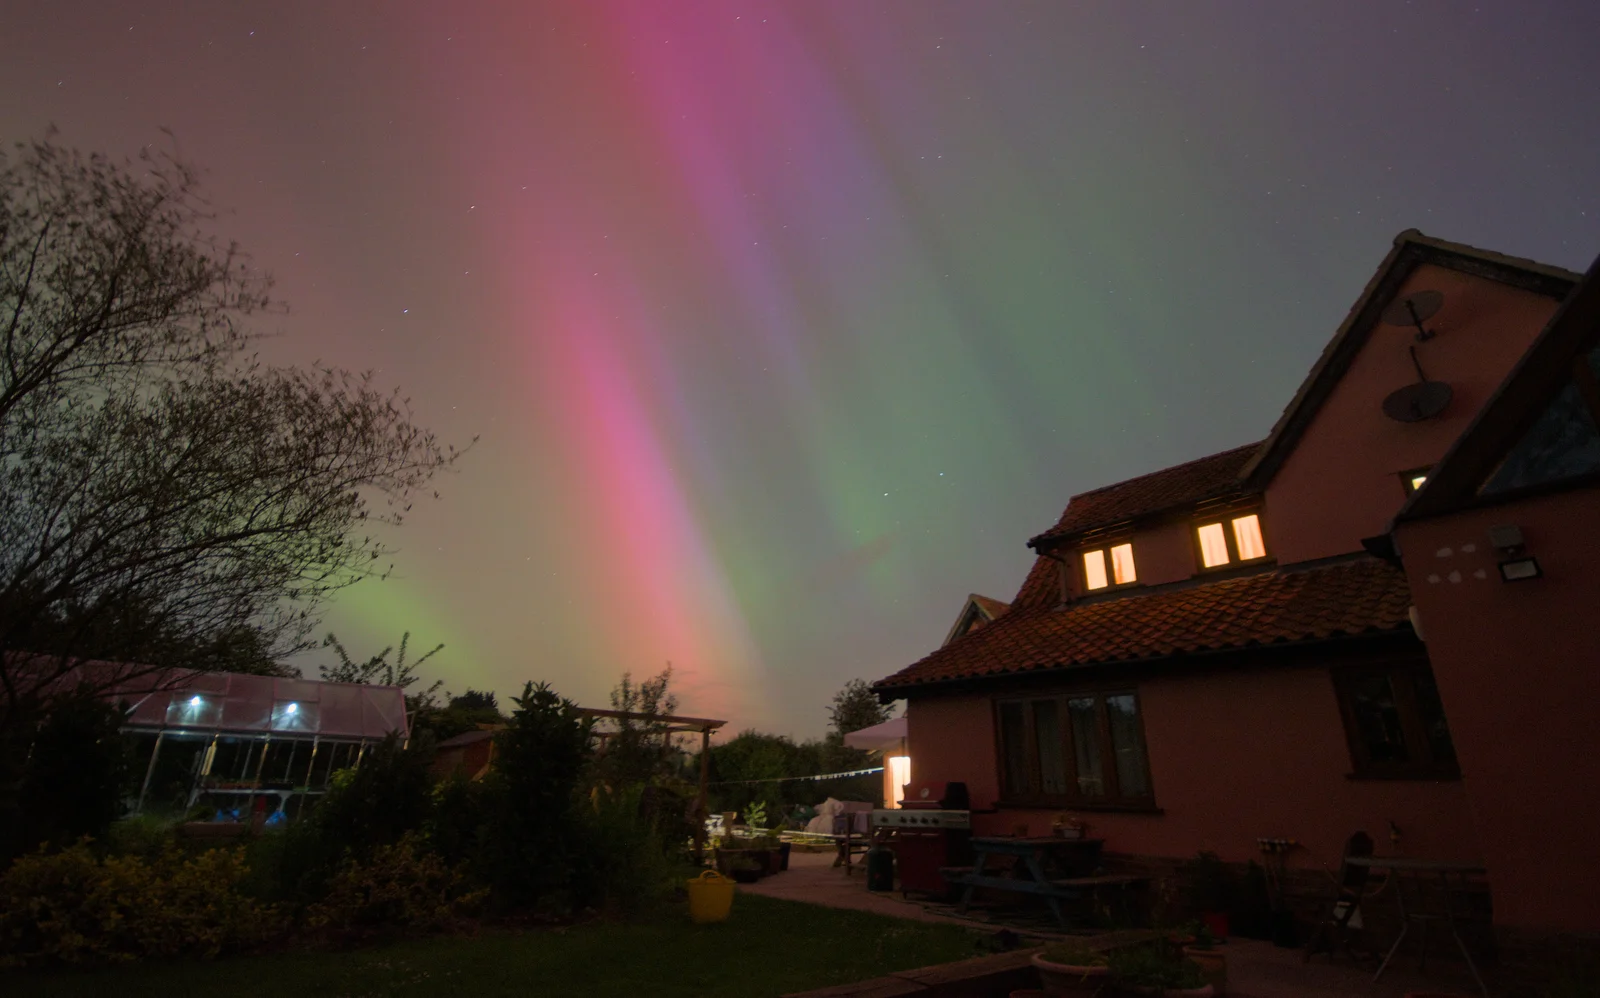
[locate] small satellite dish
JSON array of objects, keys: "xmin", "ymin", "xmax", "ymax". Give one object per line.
[
  {"xmin": 1382, "ymin": 380, "xmax": 1452, "ymax": 422},
  {"xmin": 1381, "ymin": 290, "xmax": 1444, "ymax": 341}
]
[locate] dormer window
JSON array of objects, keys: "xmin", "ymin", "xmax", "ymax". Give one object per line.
[
  {"xmin": 1196, "ymin": 513, "xmax": 1268, "ymax": 569},
  {"xmin": 1401, "ymin": 468, "xmax": 1431, "ymax": 495},
  {"xmin": 1082, "ymin": 542, "xmax": 1137, "ymax": 591}
]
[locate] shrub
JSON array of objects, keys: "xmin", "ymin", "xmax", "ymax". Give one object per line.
[
  {"xmin": 0, "ymin": 842, "xmax": 283, "ymax": 966},
  {"xmin": 573, "ymin": 785, "xmax": 689, "ymax": 915},
  {"xmin": 11, "ymin": 697, "xmax": 130, "ymax": 861},
  {"xmin": 475, "ymin": 682, "xmax": 593, "ymax": 911},
  {"xmin": 306, "ymin": 732, "xmax": 435, "ymax": 860},
  {"xmin": 304, "ymin": 834, "xmax": 485, "ymax": 939},
  {"xmin": 102, "ymin": 814, "xmax": 177, "ymax": 860},
  {"xmin": 424, "ymin": 771, "xmax": 489, "ymax": 868}
]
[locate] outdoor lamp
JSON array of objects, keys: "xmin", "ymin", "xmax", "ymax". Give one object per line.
[
  {"xmin": 1489, "ymin": 524, "xmax": 1539, "ymax": 582},
  {"xmin": 1498, "ymin": 558, "xmax": 1541, "ymax": 582},
  {"xmin": 189, "ymin": 696, "xmax": 203, "ymax": 707},
  {"xmin": 285, "ymin": 702, "xmax": 298, "ymax": 714}
]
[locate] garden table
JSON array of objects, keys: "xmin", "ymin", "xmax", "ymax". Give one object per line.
[
  {"xmin": 946, "ymin": 836, "xmax": 1141, "ymax": 929},
  {"xmin": 1344, "ymin": 856, "xmax": 1490, "ymax": 997}
]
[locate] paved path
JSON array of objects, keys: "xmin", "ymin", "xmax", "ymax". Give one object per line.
[{"xmin": 744, "ymin": 850, "xmax": 1490, "ymax": 998}]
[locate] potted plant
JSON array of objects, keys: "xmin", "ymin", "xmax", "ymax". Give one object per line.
[
  {"xmin": 1181, "ymin": 851, "xmax": 1237, "ymax": 941},
  {"xmin": 728, "ymin": 854, "xmax": 763, "ymax": 884},
  {"xmin": 1107, "ymin": 948, "xmax": 1214, "ymax": 997},
  {"xmin": 1182, "ymin": 925, "xmax": 1227, "ymax": 996},
  {"xmin": 1031, "ymin": 941, "xmax": 1110, "ymax": 995},
  {"xmin": 1163, "ymin": 960, "xmax": 1215, "ymax": 998}
]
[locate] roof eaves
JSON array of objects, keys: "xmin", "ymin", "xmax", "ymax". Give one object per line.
[
  {"xmin": 874, "ymin": 626, "xmax": 1416, "ymax": 698},
  {"xmin": 1239, "ymin": 230, "xmax": 1581, "ymax": 492}
]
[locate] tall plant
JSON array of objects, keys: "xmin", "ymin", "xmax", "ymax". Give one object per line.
[{"xmin": 476, "ymin": 682, "xmax": 593, "ymax": 910}]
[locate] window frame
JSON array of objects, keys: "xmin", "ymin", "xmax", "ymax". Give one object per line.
[
  {"xmin": 993, "ymin": 689, "xmax": 1157, "ymax": 809},
  {"xmin": 1331, "ymin": 663, "xmax": 1461, "ymax": 781},
  {"xmin": 1079, "ymin": 541, "xmax": 1139, "ymax": 592},
  {"xmin": 1192, "ymin": 510, "xmax": 1270, "ymax": 571}
]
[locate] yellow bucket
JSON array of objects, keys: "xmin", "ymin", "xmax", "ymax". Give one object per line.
[{"xmin": 687, "ymin": 869, "xmax": 735, "ymax": 924}]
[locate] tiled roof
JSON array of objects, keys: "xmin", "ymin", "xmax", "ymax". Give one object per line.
[
  {"xmin": 875, "ymin": 556, "xmax": 1412, "ymax": 692},
  {"xmin": 1028, "ymin": 443, "xmax": 1262, "ymax": 548}
]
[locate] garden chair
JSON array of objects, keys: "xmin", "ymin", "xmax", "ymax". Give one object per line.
[{"xmin": 1303, "ymin": 831, "xmax": 1375, "ymax": 964}]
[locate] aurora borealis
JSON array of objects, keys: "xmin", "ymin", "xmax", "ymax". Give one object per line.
[{"xmin": 3, "ymin": 2, "xmax": 1597, "ymax": 736}]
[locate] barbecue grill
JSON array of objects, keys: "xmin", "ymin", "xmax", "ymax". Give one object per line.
[{"xmin": 872, "ymin": 780, "xmax": 972, "ymax": 893}]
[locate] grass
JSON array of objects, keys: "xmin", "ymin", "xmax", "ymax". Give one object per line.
[{"xmin": 4, "ymin": 893, "xmax": 983, "ymax": 998}]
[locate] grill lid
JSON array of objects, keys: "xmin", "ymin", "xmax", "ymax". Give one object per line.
[{"xmin": 900, "ymin": 781, "xmax": 970, "ymax": 810}]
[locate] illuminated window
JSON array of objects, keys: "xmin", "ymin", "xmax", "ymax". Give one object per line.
[
  {"xmin": 1400, "ymin": 468, "xmax": 1431, "ymax": 496},
  {"xmin": 1196, "ymin": 513, "xmax": 1269, "ymax": 568},
  {"xmin": 1109, "ymin": 543, "xmax": 1137, "ymax": 584},
  {"xmin": 1197, "ymin": 523, "xmax": 1230, "ymax": 568},
  {"xmin": 1082, "ymin": 549, "xmax": 1109, "ymax": 590},
  {"xmin": 1082, "ymin": 543, "xmax": 1136, "ymax": 591},
  {"xmin": 1233, "ymin": 514, "xmax": 1266, "ymax": 561}
]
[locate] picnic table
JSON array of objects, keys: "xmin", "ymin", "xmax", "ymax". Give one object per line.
[
  {"xmin": 1345, "ymin": 856, "xmax": 1491, "ymax": 997},
  {"xmin": 942, "ymin": 835, "xmax": 1146, "ymax": 929}
]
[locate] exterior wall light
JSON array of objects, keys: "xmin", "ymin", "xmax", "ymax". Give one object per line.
[
  {"xmin": 189, "ymin": 696, "xmax": 203, "ymax": 707},
  {"xmin": 285, "ymin": 702, "xmax": 298, "ymax": 714},
  {"xmin": 1498, "ymin": 558, "xmax": 1541, "ymax": 582}
]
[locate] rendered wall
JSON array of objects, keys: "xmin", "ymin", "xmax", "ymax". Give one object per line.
[
  {"xmin": 905, "ymin": 663, "xmax": 1481, "ymax": 871},
  {"xmin": 1265, "ymin": 265, "xmax": 1558, "ymax": 565},
  {"xmin": 1397, "ymin": 487, "xmax": 1600, "ymax": 934}
]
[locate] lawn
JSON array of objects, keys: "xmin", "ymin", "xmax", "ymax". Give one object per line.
[{"xmin": 4, "ymin": 893, "xmax": 982, "ymax": 998}]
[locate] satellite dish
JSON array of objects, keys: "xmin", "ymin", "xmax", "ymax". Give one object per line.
[
  {"xmin": 1382, "ymin": 380, "xmax": 1453, "ymax": 422},
  {"xmin": 1381, "ymin": 290, "xmax": 1444, "ymax": 341}
]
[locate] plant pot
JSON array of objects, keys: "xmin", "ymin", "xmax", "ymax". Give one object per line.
[
  {"xmin": 1031, "ymin": 953, "xmax": 1110, "ymax": 995},
  {"xmin": 1200, "ymin": 911, "xmax": 1229, "ymax": 941},
  {"xmin": 778, "ymin": 841, "xmax": 792, "ymax": 871},
  {"xmin": 730, "ymin": 866, "xmax": 761, "ymax": 884},
  {"xmin": 1182, "ymin": 947, "xmax": 1227, "ymax": 995}
]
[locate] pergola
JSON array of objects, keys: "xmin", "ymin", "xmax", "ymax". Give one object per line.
[{"xmin": 577, "ymin": 707, "xmax": 726, "ymax": 859}]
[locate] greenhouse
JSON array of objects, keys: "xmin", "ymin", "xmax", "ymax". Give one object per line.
[{"xmin": 117, "ymin": 669, "xmax": 410, "ymax": 821}]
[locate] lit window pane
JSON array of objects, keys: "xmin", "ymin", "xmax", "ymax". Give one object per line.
[
  {"xmin": 1232, "ymin": 514, "xmax": 1266, "ymax": 560},
  {"xmin": 1410, "ymin": 474, "xmax": 1428, "ymax": 492},
  {"xmin": 1110, "ymin": 543, "xmax": 1137, "ymax": 585},
  {"xmin": 1197, "ymin": 523, "xmax": 1230, "ymax": 567},
  {"xmin": 1082, "ymin": 549, "xmax": 1109, "ymax": 590}
]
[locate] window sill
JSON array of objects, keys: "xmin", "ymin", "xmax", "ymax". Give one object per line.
[
  {"xmin": 995, "ymin": 799, "xmax": 1165, "ymax": 815},
  {"xmin": 1194, "ymin": 557, "xmax": 1275, "ymax": 577},
  {"xmin": 1344, "ymin": 770, "xmax": 1461, "ymax": 782}
]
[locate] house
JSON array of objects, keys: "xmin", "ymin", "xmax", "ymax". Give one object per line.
[
  {"xmin": 1389, "ymin": 251, "xmax": 1600, "ymax": 972},
  {"xmin": 872, "ymin": 231, "xmax": 1594, "ymax": 968}
]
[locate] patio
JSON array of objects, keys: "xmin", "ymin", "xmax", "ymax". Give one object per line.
[{"xmin": 748, "ymin": 849, "xmax": 1491, "ymax": 998}]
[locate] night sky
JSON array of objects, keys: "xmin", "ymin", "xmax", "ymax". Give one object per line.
[{"xmin": 4, "ymin": 2, "xmax": 1597, "ymax": 737}]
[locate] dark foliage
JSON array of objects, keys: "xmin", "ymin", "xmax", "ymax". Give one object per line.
[
  {"xmin": 828, "ymin": 678, "xmax": 894, "ymax": 736},
  {"xmin": 475, "ymin": 682, "xmax": 594, "ymax": 910},
  {"xmin": 10, "ymin": 697, "xmax": 130, "ymax": 860},
  {"xmin": 588, "ymin": 667, "xmax": 679, "ymax": 792},
  {"xmin": 449, "ymin": 690, "xmax": 498, "ymax": 713}
]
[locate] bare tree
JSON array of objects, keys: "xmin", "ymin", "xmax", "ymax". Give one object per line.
[{"xmin": 0, "ymin": 137, "xmax": 464, "ymax": 834}]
